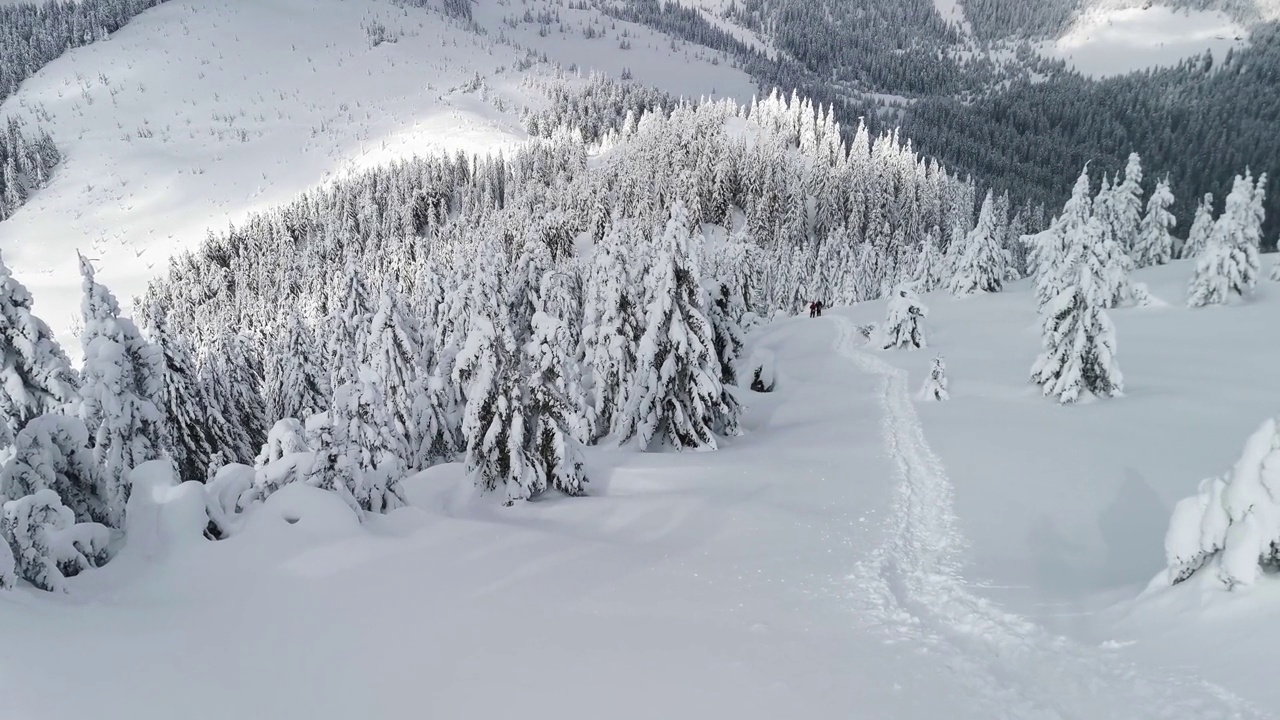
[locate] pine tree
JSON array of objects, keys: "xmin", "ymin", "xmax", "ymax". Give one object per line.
[
  {"xmin": 1132, "ymin": 175, "xmax": 1176, "ymax": 267},
  {"xmin": 1030, "ymin": 214, "xmax": 1123, "ymax": 404},
  {"xmin": 0, "ymin": 414, "xmax": 108, "ymax": 527},
  {"xmin": 523, "ymin": 312, "xmax": 589, "ymax": 499},
  {"xmin": 912, "ymin": 230, "xmax": 945, "ymax": 292},
  {"xmin": 623, "ymin": 202, "xmax": 739, "ymax": 451},
  {"xmin": 264, "ymin": 311, "xmax": 329, "ymax": 424},
  {"xmin": 0, "ymin": 250, "xmax": 79, "ymax": 441},
  {"xmin": 327, "ymin": 254, "xmax": 375, "ymax": 388},
  {"xmin": 1182, "ymin": 193, "xmax": 1215, "ymax": 258},
  {"xmin": 581, "ymin": 225, "xmax": 642, "ymax": 442},
  {"xmin": 454, "ymin": 314, "xmax": 529, "ymax": 504},
  {"xmin": 200, "ymin": 335, "xmax": 269, "ymax": 466},
  {"xmin": 1113, "ymin": 152, "xmax": 1144, "ymax": 253},
  {"xmin": 365, "ymin": 283, "xmax": 423, "ymax": 463},
  {"xmin": 78, "ymin": 253, "xmax": 165, "ymax": 528},
  {"xmin": 948, "ymin": 190, "xmax": 1005, "ymax": 295},
  {"xmin": 918, "ymin": 356, "xmax": 949, "ymax": 401},
  {"xmin": 1093, "ymin": 179, "xmax": 1134, "ymax": 308},
  {"xmin": 144, "ymin": 301, "xmax": 218, "ymax": 484},
  {"xmin": 328, "ymin": 367, "xmax": 408, "ymax": 515},
  {"xmin": 1188, "ymin": 174, "xmax": 1262, "ymax": 306},
  {"xmin": 881, "ymin": 284, "xmax": 928, "ymax": 350}
]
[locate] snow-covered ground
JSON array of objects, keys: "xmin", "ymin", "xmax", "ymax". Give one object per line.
[
  {"xmin": 1040, "ymin": 4, "xmax": 1247, "ymax": 77},
  {"xmin": 933, "ymin": 0, "xmax": 974, "ymax": 37},
  {"xmin": 0, "ymin": 0, "xmax": 753, "ymax": 354},
  {"xmin": 4, "ymin": 258, "xmax": 1280, "ymax": 717}
]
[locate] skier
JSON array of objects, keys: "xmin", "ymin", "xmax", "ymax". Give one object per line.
[
  {"xmin": 808, "ymin": 301, "xmax": 817, "ymax": 318},
  {"xmin": 815, "ymin": 300, "xmax": 824, "ymax": 317}
]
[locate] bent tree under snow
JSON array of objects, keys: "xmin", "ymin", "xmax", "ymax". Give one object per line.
[{"xmin": 1164, "ymin": 416, "xmax": 1280, "ymax": 589}]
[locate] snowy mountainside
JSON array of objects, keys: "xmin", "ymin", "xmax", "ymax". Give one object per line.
[{"xmin": 0, "ymin": 0, "xmax": 753, "ymax": 351}]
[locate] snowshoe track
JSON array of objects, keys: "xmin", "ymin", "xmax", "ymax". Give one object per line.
[{"xmin": 833, "ymin": 315, "xmax": 1269, "ymax": 720}]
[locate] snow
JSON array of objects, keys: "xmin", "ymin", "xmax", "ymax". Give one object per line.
[
  {"xmin": 0, "ymin": 0, "xmax": 754, "ymax": 357},
  {"xmin": 1040, "ymin": 5, "xmax": 1248, "ymax": 78},
  {"xmin": 932, "ymin": 0, "xmax": 973, "ymax": 37},
  {"xmin": 2, "ymin": 258, "xmax": 1279, "ymax": 714}
]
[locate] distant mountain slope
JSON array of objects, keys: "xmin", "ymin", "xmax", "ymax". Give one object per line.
[{"xmin": 0, "ymin": 0, "xmax": 753, "ymax": 350}]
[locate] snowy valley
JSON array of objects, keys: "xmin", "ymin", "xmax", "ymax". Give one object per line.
[{"xmin": 0, "ymin": 0, "xmax": 1279, "ymax": 718}]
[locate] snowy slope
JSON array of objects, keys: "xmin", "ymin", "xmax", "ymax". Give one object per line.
[
  {"xmin": 0, "ymin": 0, "xmax": 754, "ymax": 353},
  {"xmin": 1039, "ymin": 4, "xmax": 1247, "ymax": 77},
  {"xmin": 4, "ymin": 256, "xmax": 1280, "ymax": 716}
]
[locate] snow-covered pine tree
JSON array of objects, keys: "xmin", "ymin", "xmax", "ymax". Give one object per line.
[
  {"xmin": 1092, "ymin": 178, "xmax": 1134, "ymax": 308},
  {"xmin": 1188, "ymin": 174, "xmax": 1263, "ymax": 307},
  {"xmin": 912, "ymin": 229, "xmax": 945, "ymax": 292},
  {"xmin": 326, "ymin": 254, "xmax": 375, "ymax": 389},
  {"xmin": 623, "ymin": 201, "xmax": 739, "ymax": 451},
  {"xmin": 328, "ymin": 367, "xmax": 408, "ymax": 515},
  {"xmin": 1163, "ymin": 416, "xmax": 1280, "ymax": 589},
  {"xmin": 200, "ymin": 334, "xmax": 269, "ymax": 466},
  {"xmin": 1113, "ymin": 152, "xmax": 1144, "ymax": 254},
  {"xmin": 1030, "ymin": 211, "xmax": 1123, "ymax": 404},
  {"xmin": 523, "ymin": 312, "xmax": 589, "ymax": 499},
  {"xmin": 948, "ymin": 190, "xmax": 1005, "ymax": 295},
  {"xmin": 881, "ymin": 284, "xmax": 928, "ymax": 350},
  {"xmin": 454, "ymin": 314, "xmax": 531, "ymax": 504},
  {"xmin": 2, "ymin": 489, "xmax": 109, "ymax": 593},
  {"xmin": 143, "ymin": 301, "xmax": 218, "ymax": 484},
  {"xmin": 264, "ymin": 311, "xmax": 329, "ymax": 424},
  {"xmin": 581, "ymin": 223, "xmax": 643, "ymax": 443},
  {"xmin": 918, "ymin": 355, "xmax": 949, "ymax": 401},
  {"xmin": 702, "ymin": 275, "xmax": 745, "ymax": 386},
  {"xmin": 78, "ymin": 253, "xmax": 165, "ymax": 527},
  {"xmin": 1132, "ymin": 175, "xmax": 1176, "ymax": 267},
  {"xmin": 1181, "ymin": 193, "xmax": 1215, "ymax": 259},
  {"xmin": 365, "ymin": 282, "xmax": 423, "ymax": 463},
  {"xmin": 0, "ymin": 414, "xmax": 108, "ymax": 526},
  {"xmin": 0, "ymin": 250, "xmax": 79, "ymax": 441}
]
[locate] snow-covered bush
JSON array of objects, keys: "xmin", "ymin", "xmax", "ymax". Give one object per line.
[
  {"xmin": 1163, "ymin": 417, "xmax": 1280, "ymax": 589},
  {"xmin": 918, "ymin": 356, "xmax": 949, "ymax": 401},
  {"xmin": 880, "ymin": 284, "xmax": 928, "ymax": 350},
  {"xmin": 744, "ymin": 348, "xmax": 776, "ymax": 393},
  {"xmin": 2, "ymin": 489, "xmax": 109, "ymax": 593},
  {"xmin": 255, "ymin": 418, "xmax": 309, "ymax": 468}
]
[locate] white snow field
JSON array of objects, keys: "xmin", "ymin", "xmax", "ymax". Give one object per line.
[
  {"xmin": 3, "ymin": 258, "xmax": 1280, "ymax": 718},
  {"xmin": 1040, "ymin": 4, "xmax": 1248, "ymax": 77},
  {"xmin": 0, "ymin": 0, "xmax": 754, "ymax": 353}
]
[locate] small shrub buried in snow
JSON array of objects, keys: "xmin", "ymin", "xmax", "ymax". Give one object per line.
[
  {"xmin": 918, "ymin": 356, "xmax": 949, "ymax": 401},
  {"xmin": 2, "ymin": 489, "xmax": 109, "ymax": 593},
  {"xmin": 1163, "ymin": 417, "xmax": 1280, "ymax": 589},
  {"xmin": 744, "ymin": 348, "xmax": 776, "ymax": 393},
  {"xmin": 880, "ymin": 283, "xmax": 927, "ymax": 350}
]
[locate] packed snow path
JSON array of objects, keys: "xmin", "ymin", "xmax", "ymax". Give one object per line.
[{"xmin": 832, "ymin": 314, "xmax": 1269, "ymax": 720}]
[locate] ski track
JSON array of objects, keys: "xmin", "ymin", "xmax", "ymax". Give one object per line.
[{"xmin": 830, "ymin": 315, "xmax": 1270, "ymax": 720}]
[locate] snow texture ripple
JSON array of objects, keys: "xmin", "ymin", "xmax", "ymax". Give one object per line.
[{"xmin": 832, "ymin": 315, "xmax": 1271, "ymax": 720}]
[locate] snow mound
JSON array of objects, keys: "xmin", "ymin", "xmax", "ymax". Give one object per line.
[
  {"xmin": 122, "ymin": 460, "xmax": 209, "ymax": 555},
  {"xmin": 240, "ymin": 483, "xmax": 363, "ymax": 541}
]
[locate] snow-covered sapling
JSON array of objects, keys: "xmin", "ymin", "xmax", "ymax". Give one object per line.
[
  {"xmin": 918, "ymin": 356, "xmax": 949, "ymax": 401},
  {"xmin": 881, "ymin": 284, "xmax": 928, "ymax": 350}
]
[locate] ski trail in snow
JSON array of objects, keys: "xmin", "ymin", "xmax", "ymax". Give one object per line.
[{"xmin": 832, "ymin": 315, "xmax": 1270, "ymax": 720}]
